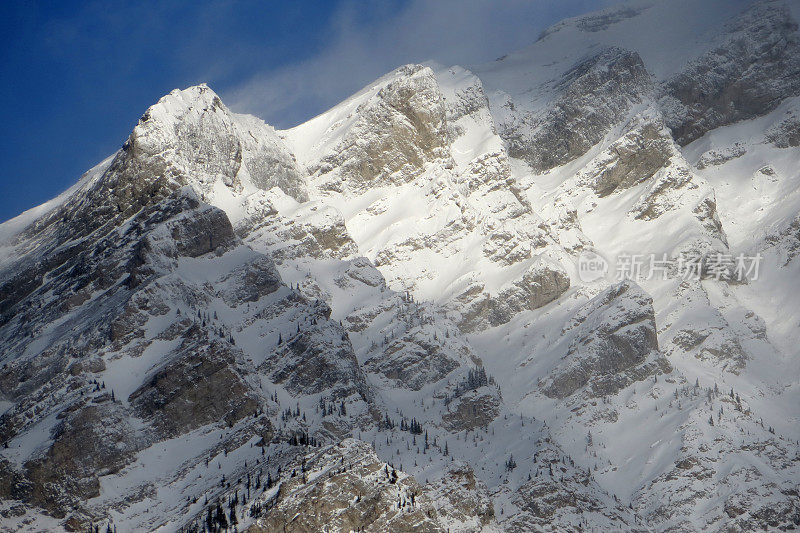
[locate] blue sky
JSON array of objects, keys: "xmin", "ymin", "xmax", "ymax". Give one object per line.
[{"xmin": 0, "ymin": 0, "xmax": 617, "ymax": 223}]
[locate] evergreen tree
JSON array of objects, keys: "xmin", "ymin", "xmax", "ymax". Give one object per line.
[
  {"xmin": 215, "ymin": 502, "xmax": 228, "ymax": 529},
  {"xmin": 205, "ymin": 507, "xmax": 214, "ymax": 531},
  {"xmin": 505, "ymin": 455, "xmax": 517, "ymax": 471}
]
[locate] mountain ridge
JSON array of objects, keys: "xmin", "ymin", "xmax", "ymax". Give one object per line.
[{"xmin": 1, "ymin": 1, "xmax": 799, "ymax": 531}]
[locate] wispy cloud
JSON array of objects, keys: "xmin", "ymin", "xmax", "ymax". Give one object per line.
[{"xmin": 220, "ymin": 0, "xmax": 621, "ymax": 128}]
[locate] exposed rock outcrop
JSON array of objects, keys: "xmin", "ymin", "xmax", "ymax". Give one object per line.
[
  {"xmin": 457, "ymin": 258, "xmax": 570, "ymax": 332},
  {"xmin": 660, "ymin": 2, "xmax": 800, "ymax": 145},
  {"xmin": 500, "ymin": 47, "xmax": 652, "ymax": 172},
  {"xmin": 247, "ymin": 439, "xmax": 443, "ymax": 533},
  {"xmin": 542, "ymin": 281, "xmax": 671, "ymax": 399},
  {"xmin": 310, "ymin": 65, "xmax": 452, "ymax": 193}
]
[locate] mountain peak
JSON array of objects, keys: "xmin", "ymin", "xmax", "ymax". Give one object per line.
[{"xmin": 136, "ymin": 83, "xmax": 225, "ymax": 131}]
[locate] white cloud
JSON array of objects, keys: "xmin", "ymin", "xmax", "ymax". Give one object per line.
[{"xmin": 220, "ymin": 0, "xmax": 621, "ymax": 128}]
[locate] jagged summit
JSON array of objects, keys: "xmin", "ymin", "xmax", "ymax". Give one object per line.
[
  {"xmin": 143, "ymin": 83, "xmax": 220, "ymax": 119},
  {"xmin": 1, "ymin": 1, "xmax": 799, "ymax": 531}
]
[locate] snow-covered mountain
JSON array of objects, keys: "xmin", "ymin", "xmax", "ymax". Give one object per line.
[{"xmin": 1, "ymin": 1, "xmax": 799, "ymax": 531}]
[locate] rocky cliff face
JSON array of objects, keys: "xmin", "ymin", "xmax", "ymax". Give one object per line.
[
  {"xmin": 245, "ymin": 439, "xmax": 444, "ymax": 533},
  {"xmin": 296, "ymin": 65, "xmax": 451, "ymax": 194},
  {"xmin": 541, "ymin": 281, "xmax": 670, "ymax": 400},
  {"xmin": 660, "ymin": 1, "xmax": 800, "ymax": 145},
  {"xmin": 499, "ymin": 47, "xmax": 652, "ymax": 172},
  {"xmin": 2, "ymin": 1, "xmax": 800, "ymax": 532}
]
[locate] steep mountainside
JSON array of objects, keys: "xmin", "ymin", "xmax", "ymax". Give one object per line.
[{"xmin": 1, "ymin": 1, "xmax": 799, "ymax": 532}]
